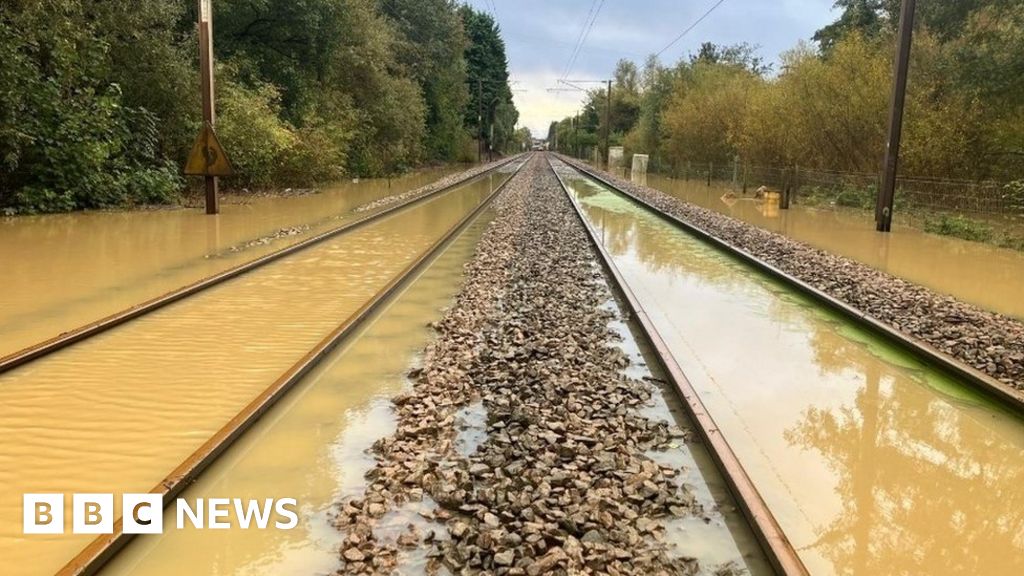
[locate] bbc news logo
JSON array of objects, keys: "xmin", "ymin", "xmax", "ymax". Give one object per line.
[{"xmin": 23, "ymin": 494, "xmax": 298, "ymax": 534}]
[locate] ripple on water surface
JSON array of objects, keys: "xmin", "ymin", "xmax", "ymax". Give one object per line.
[
  {"xmin": 95, "ymin": 207, "xmax": 496, "ymax": 576},
  {"xmin": 0, "ymin": 176, "xmax": 503, "ymax": 576}
]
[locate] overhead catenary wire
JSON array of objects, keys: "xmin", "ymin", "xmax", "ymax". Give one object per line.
[
  {"xmin": 655, "ymin": 0, "xmax": 728, "ymax": 58},
  {"xmin": 560, "ymin": 0, "xmax": 606, "ymax": 83},
  {"xmin": 560, "ymin": 0, "xmax": 598, "ymax": 81}
]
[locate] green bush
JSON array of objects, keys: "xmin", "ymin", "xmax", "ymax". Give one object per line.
[
  {"xmin": 215, "ymin": 73, "xmax": 298, "ymax": 189},
  {"xmin": 1, "ymin": 4, "xmax": 183, "ymax": 213},
  {"xmin": 1004, "ymin": 181, "xmax": 1024, "ymax": 213},
  {"xmin": 924, "ymin": 214, "xmax": 995, "ymax": 242}
]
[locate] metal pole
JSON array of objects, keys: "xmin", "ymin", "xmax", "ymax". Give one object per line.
[
  {"xmin": 575, "ymin": 111, "xmax": 580, "ymax": 158},
  {"xmin": 604, "ymin": 79, "xmax": 612, "ymax": 167},
  {"xmin": 198, "ymin": 0, "xmax": 219, "ymax": 215},
  {"xmin": 477, "ymin": 80, "xmax": 483, "ymax": 164},
  {"xmin": 781, "ymin": 168, "xmax": 791, "ymax": 209},
  {"xmin": 876, "ymin": 0, "xmax": 916, "ymax": 232}
]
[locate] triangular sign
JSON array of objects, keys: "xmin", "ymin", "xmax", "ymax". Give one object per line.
[{"xmin": 184, "ymin": 123, "xmax": 234, "ymax": 177}]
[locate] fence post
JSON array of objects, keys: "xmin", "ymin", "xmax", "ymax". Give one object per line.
[
  {"xmin": 733, "ymin": 155, "xmax": 739, "ymax": 189},
  {"xmin": 792, "ymin": 164, "xmax": 800, "ymax": 205},
  {"xmin": 781, "ymin": 167, "xmax": 791, "ymax": 210},
  {"xmin": 708, "ymin": 162, "xmax": 713, "ymax": 187}
]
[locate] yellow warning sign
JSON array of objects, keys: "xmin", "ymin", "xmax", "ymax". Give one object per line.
[{"xmin": 185, "ymin": 123, "xmax": 234, "ymax": 177}]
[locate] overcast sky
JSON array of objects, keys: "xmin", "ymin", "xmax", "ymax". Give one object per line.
[{"xmin": 462, "ymin": 0, "xmax": 839, "ymax": 136}]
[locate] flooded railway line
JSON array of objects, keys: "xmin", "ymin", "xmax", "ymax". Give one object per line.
[
  {"xmin": 96, "ymin": 197, "xmax": 503, "ymax": 576},
  {"xmin": 560, "ymin": 157, "xmax": 1024, "ymax": 398},
  {"xmin": 81, "ymin": 156, "xmax": 778, "ymax": 576},
  {"xmin": 326, "ymin": 157, "xmax": 772, "ymax": 575},
  {"xmin": 0, "ymin": 157, "xmax": 522, "ymax": 373},
  {"xmin": 10, "ymin": 154, "xmax": 1024, "ymax": 576},
  {"xmin": 0, "ymin": 166, "xmax": 470, "ymax": 360},
  {"xmin": 550, "ymin": 156, "xmax": 1024, "ymax": 575},
  {"xmin": 0, "ymin": 159, "xmax": 525, "ymax": 576}
]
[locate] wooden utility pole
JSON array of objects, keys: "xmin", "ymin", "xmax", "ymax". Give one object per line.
[
  {"xmin": 575, "ymin": 111, "xmax": 580, "ymax": 158},
  {"xmin": 477, "ymin": 80, "xmax": 483, "ymax": 164},
  {"xmin": 604, "ymin": 79, "xmax": 612, "ymax": 167},
  {"xmin": 876, "ymin": 0, "xmax": 916, "ymax": 232},
  {"xmin": 198, "ymin": 0, "xmax": 218, "ymax": 215}
]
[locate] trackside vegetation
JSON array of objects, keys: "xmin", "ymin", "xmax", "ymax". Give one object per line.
[
  {"xmin": 549, "ymin": 0, "xmax": 1024, "ymax": 214},
  {"xmin": 0, "ymin": 1, "xmax": 520, "ymax": 213}
]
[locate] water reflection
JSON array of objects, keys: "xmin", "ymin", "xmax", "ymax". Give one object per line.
[
  {"xmin": 786, "ymin": 366, "xmax": 1024, "ymax": 575},
  {"xmin": 565, "ymin": 174, "xmax": 1024, "ymax": 576},
  {"xmin": 645, "ymin": 174, "xmax": 1024, "ymax": 320}
]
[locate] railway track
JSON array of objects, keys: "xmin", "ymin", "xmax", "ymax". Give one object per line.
[
  {"xmin": 0, "ymin": 155, "xmax": 523, "ymax": 376},
  {"xmin": 558, "ymin": 156, "xmax": 1024, "ymax": 414},
  {"xmin": 549, "ymin": 156, "xmax": 808, "ymax": 576},
  {"xmin": 14, "ymin": 154, "xmax": 1019, "ymax": 575},
  {"xmin": 53, "ymin": 156, "xmax": 529, "ymax": 576},
  {"xmin": 549, "ymin": 155, "xmax": 1024, "ymax": 576},
  {"xmin": 0, "ymin": 157, "xmax": 527, "ymax": 576}
]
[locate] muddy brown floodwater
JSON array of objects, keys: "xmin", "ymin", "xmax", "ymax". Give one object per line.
[
  {"xmin": 564, "ymin": 171, "xmax": 1024, "ymax": 576},
  {"xmin": 98, "ymin": 207, "xmax": 497, "ymax": 576},
  {"xmin": 0, "ymin": 172, "xmax": 508, "ymax": 576},
  {"xmin": 0, "ymin": 167, "xmax": 458, "ymax": 358},
  {"xmin": 644, "ymin": 174, "xmax": 1024, "ymax": 320}
]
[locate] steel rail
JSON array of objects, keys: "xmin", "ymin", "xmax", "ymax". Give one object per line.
[
  {"xmin": 0, "ymin": 155, "xmax": 524, "ymax": 376},
  {"xmin": 559, "ymin": 156, "xmax": 1024, "ymax": 414},
  {"xmin": 548, "ymin": 156, "xmax": 808, "ymax": 576},
  {"xmin": 56, "ymin": 154, "xmax": 531, "ymax": 576}
]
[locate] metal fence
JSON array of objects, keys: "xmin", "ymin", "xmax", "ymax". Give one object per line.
[{"xmin": 650, "ymin": 157, "xmax": 1024, "ymax": 217}]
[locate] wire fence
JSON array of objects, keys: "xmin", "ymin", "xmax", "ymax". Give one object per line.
[{"xmin": 649, "ymin": 158, "xmax": 1024, "ymax": 217}]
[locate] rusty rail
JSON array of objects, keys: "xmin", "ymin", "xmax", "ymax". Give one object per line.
[
  {"xmin": 548, "ymin": 156, "xmax": 808, "ymax": 576},
  {"xmin": 0, "ymin": 155, "xmax": 523, "ymax": 376},
  {"xmin": 559, "ymin": 155, "xmax": 1024, "ymax": 415},
  {"xmin": 56, "ymin": 155, "xmax": 529, "ymax": 576}
]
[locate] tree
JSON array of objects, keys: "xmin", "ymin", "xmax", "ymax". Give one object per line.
[
  {"xmin": 813, "ymin": 0, "xmax": 898, "ymax": 52},
  {"xmin": 0, "ymin": 0, "xmax": 182, "ymax": 212},
  {"xmin": 381, "ymin": 0, "xmax": 469, "ymax": 162},
  {"xmin": 460, "ymin": 6, "xmax": 518, "ymax": 154}
]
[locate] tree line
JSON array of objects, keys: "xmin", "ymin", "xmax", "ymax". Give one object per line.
[
  {"xmin": 549, "ymin": 0, "xmax": 1024, "ymax": 186},
  {"xmin": 0, "ymin": 0, "xmax": 519, "ymax": 213}
]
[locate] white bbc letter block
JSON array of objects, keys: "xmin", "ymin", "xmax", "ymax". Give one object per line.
[
  {"xmin": 23, "ymin": 494, "xmax": 64, "ymax": 534},
  {"xmin": 73, "ymin": 493, "xmax": 114, "ymax": 534},
  {"xmin": 123, "ymin": 494, "xmax": 163, "ymax": 534}
]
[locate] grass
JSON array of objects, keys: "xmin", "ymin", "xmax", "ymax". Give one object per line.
[
  {"xmin": 796, "ymin": 183, "xmax": 1024, "ymax": 251},
  {"xmin": 923, "ymin": 214, "xmax": 995, "ymax": 242}
]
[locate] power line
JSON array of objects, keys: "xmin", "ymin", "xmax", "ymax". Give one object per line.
[
  {"xmin": 655, "ymin": 0, "xmax": 728, "ymax": 58},
  {"xmin": 564, "ymin": 0, "xmax": 606, "ymax": 81},
  {"xmin": 560, "ymin": 0, "xmax": 606, "ymax": 83},
  {"xmin": 560, "ymin": 0, "xmax": 599, "ymax": 81}
]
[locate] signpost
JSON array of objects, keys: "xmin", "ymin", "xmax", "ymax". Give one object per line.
[{"xmin": 186, "ymin": 0, "xmax": 233, "ymax": 215}]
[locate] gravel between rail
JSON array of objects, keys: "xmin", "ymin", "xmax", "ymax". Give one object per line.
[
  {"xmin": 559, "ymin": 155, "xmax": 1024, "ymax": 390},
  {"xmin": 334, "ymin": 155, "xmax": 722, "ymax": 575}
]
